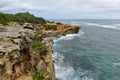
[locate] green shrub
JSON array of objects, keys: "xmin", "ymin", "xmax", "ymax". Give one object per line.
[
  {"xmin": 56, "ymin": 22, "xmax": 63, "ymax": 25},
  {"xmin": 33, "ymin": 71, "xmax": 49, "ymax": 80},
  {"xmin": 33, "ymin": 39, "xmax": 44, "ymax": 49},
  {"xmin": 0, "ymin": 12, "xmax": 46, "ymax": 25},
  {"xmin": 0, "ymin": 13, "xmax": 9, "ymax": 25},
  {"xmin": 44, "ymin": 25, "xmax": 57, "ymax": 30}
]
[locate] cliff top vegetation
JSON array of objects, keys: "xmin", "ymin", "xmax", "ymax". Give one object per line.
[{"xmin": 0, "ymin": 12, "xmax": 46, "ymax": 25}]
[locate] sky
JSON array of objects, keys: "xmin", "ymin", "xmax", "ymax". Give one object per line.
[{"xmin": 0, "ymin": 0, "xmax": 120, "ymax": 19}]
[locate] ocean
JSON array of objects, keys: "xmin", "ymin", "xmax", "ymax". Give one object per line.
[{"xmin": 52, "ymin": 19, "xmax": 120, "ymax": 80}]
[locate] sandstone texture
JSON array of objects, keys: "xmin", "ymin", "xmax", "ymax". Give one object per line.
[
  {"xmin": 0, "ymin": 22, "xmax": 80, "ymax": 80},
  {"xmin": 41, "ymin": 23, "xmax": 80, "ymax": 37}
]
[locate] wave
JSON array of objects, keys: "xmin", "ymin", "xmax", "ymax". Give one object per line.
[
  {"xmin": 70, "ymin": 22, "xmax": 82, "ymax": 26},
  {"xmin": 113, "ymin": 24, "xmax": 120, "ymax": 27},
  {"xmin": 113, "ymin": 63, "xmax": 120, "ymax": 67},
  {"xmin": 52, "ymin": 52, "xmax": 75, "ymax": 80},
  {"xmin": 53, "ymin": 52, "xmax": 95, "ymax": 80},
  {"xmin": 84, "ymin": 22, "xmax": 120, "ymax": 30},
  {"xmin": 53, "ymin": 30, "xmax": 84, "ymax": 42}
]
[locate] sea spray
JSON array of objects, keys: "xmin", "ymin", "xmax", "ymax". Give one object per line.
[
  {"xmin": 53, "ymin": 30, "xmax": 84, "ymax": 42},
  {"xmin": 53, "ymin": 52, "xmax": 75, "ymax": 80}
]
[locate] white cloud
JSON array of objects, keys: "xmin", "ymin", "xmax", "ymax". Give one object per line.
[
  {"xmin": 0, "ymin": 0, "xmax": 46, "ymax": 13},
  {"xmin": 0, "ymin": 0, "xmax": 120, "ymax": 18},
  {"xmin": 56, "ymin": 0, "xmax": 120, "ymax": 13}
]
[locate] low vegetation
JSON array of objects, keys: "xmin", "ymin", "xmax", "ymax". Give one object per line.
[
  {"xmin": 56, "ymin": 22, "xmax": 63, "ymax": 25},
  {"xmin": 33, "ymin": 71, "xmax": 50, "ymax": 80},
  {"xmin": 0, "ymin": 12, "xmax": 46, "ymax": 25},
  {"xmin": 44, "ymin": 25, "xmax": 57, "ymax": 30},
  {"xmin": 0, "ymin": 12, "xmax": 9, "ymax": 25},
  {"xmin": 33, "ymin": 39, "xmax": 45, "ymax": 49}
]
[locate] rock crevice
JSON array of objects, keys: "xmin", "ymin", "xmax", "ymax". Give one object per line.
[{"xmin": 0, "ymin": 23, "xmax": 80, "ymax": 80}]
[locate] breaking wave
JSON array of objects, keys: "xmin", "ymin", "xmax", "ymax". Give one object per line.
[
  {"xmin": 84, "ymin": 22, "xmax": 120, "ymax": 30},
  {"xmin": 52, "ymin": 52, "xmax": 75, "ymax": 80},
  {"xmin": 53, "ymin": 19, "xmax": 120, "ymax": 80},
  {"xmin": 53, "ymin": 30, "xmax": 84, "ymax": 42}
]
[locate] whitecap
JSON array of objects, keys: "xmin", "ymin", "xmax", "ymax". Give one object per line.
[
  {"xmin": 53, "ymin": 30, "xmax": 84, "ymax": 42},
  {"xmin": 113, "ymin": 63, "xmax": 120, "ymax": 67},
  {"xmin": 70, "ymin": 22, "xmax": 82, "ymax": 26},
  {"xmin": 84, "ymin": 22, "xmax": 119, "ymax": 29},
  {"xmin": 53, "ymin": 52, "xmax": 75, "ymax": 80},
  {"xmin": 53, "ymin": 52, "xmax": 94, "ymax": 80},
  {"xmin": 85, "ymin": 23, "xmax": 101, "ymax": 26},
  {"xmin": 100, "ymin": 25, "xmax": 117, "ymax": 29},
  {"xmin": 113, "ymin": 24, "xmax": 120, "ymax": 26}
]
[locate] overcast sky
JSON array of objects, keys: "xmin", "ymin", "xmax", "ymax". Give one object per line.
[{"xmin": 0, "ymin": 0, "xmax": 120, "ymax": 19}]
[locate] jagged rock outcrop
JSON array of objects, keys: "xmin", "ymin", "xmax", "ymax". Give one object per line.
[
  {"xmin": 0, "ymin": 25, "xmax": 56, "ymax": 80},
  {"xmin": 0, "ymin": 22, "xmax": 80, "ymax": 80},
  {"xmin": 40, "ymin": 23, "xmax": 80, "ymax": 37}
]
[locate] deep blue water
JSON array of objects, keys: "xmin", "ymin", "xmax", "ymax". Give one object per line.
[{"xmin": 52, "ymin": 19, "xmax": 120, "ymax": 80}]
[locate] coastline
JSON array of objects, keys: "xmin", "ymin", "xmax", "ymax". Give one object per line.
[{"xmin": 0, "ymin": 22, "xmax": 80, "ymax": 80}]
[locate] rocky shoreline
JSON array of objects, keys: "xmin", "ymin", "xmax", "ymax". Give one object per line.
[{"xmin": 0, "ymin": 22, "xmax": 80, "ymax": 80}]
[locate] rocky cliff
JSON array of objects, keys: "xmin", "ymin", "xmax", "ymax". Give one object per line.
[
  {"xmin": 41, "ymin": 23, "xmax": 80, "ymax": 37},
  {"xmin": 0, "ymin": 22, "xmax": 80, "ymax": 80}
]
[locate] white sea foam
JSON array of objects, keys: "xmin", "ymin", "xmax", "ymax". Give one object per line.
[
  {"xmin": 53, "ymin": 52, "xmax": 94, "ymax": 80},
  {"xmin": 84, "ymin": 22, "xmax": 120, "ymax": 30},
  {"xmin": 113, "ymin": 24, "xmax": 120, "ymax": 27},
  {"xmin": 70, "ymin": 22, "xmax": 82, "ymax": 26},
  {"xmin": 113, "ymin": 63, "xmax": 120, "ymax": 67},
  {"xmin": 53, "ymin": 52, "xmax": 75, "ymax": 80},
  {"xmin": 53, "ymin": 30, "xmax": 84, "ymax": 42}
]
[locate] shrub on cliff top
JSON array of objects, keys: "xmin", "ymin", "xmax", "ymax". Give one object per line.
[
  {"xmin": 0, "ymin": 12, "xmax": 46, "ymax": 25},
  {"xmin": 0, "ymin": 13, "xmax": 9, "ymax": 25},
  {"xmin": 14, "ymin": 12, "xmax": 46, "ymax": 24},
  {"xmin": 56, "ymin": 22, "xmax": 63, "ymax": 25}
]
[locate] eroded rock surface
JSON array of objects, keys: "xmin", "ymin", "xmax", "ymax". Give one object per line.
[
  {"xmin": 0, "ymin": 22, "xmax": 80, "ymax": 80},
  {"xmin": 0, "ymin": 25, "xmax": 56, "ymax": 80}
]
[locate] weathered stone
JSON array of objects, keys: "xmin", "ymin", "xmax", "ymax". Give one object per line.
[
  {"xmin": 13, "ymin": 39, "xmax": 22, "ymax": 45},
  {"xmin": 0, "ymin": 59, "xmax": 4, "ymax": 65},
  {"xmin": 0, "ymin": 26, "xmax": 7, "ymax": 32},
  {"xmin": 36, "ymin": 59, "xmax": 46, "ymax": 72},
  {"xmin": 42, "ymin": 23, "xmax": 80, "ymax": 37},
  {"xmin": 0, "ymin": 22, "xmax": 79, "ymax": 80},
  {"xmin": 24, "ymin": 24, "xmax": 34, "ymax": 30},
  {"xmin": 16, "ymin": 75, "xmax": 33, "ymax": 80},
  {"xmin": 7, "ymin": 34, "xmax": 20, "ymax": 39}
]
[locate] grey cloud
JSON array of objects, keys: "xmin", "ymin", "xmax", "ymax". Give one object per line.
[
  {"xmin": 0, "ymin": 0, "xmax": 46, "ymax": 13},
  {"xmin": 1, "ymin": 0, "xmax": 120, "ymax": 13},
  {"xmin": 0, "ymin": 0, "xmax": 120, "ymax": 19}
]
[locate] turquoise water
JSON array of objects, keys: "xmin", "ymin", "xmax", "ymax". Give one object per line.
[{"xmin": 52, "ymin": 19, "xmax": 120, "ymax": 80}]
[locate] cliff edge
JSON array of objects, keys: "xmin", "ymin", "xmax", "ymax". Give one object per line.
[{"xmin": 0, "ymin": 19, "xmax": 80, "ymax": 80}]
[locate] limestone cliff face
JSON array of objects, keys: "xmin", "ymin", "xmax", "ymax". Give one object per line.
[
  {"xmin": 0, "ymin": 25, "xmax": 56, "ymax": 80},
  {"xmin": 0, "ymin": 22, "xmax": 80, "ymax": 80},
  {"xmin": 41, "ymin": 23, "xmax": 80, "ymax": 37}
]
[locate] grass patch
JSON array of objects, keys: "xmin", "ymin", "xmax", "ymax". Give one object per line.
[
  {"xmin": 33, "ymin": 39, "xmax": 45, "ymax": 49},
  {"xmin": 33, "ymin": 71, "xmax": 50, "ymax": 80}
]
